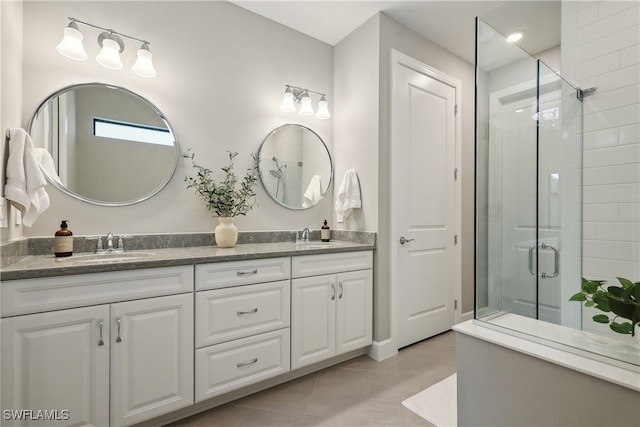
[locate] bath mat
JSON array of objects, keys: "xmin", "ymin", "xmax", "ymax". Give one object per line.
[{"xmin": 402, "ymin": 373, "xmax": 457, "ymax": 427}]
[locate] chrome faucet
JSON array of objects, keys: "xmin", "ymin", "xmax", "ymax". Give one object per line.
[
  {"xmin": 88, "ymin": 233, "xmax": 126, "ymax": 254},
  {"xmin": 294, "ymin": 228, "xmax": 311, "ymax": 244}
]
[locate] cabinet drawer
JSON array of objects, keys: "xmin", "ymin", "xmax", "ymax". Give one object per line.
[
  {"xmin": 195, "ymin": 280, "xmax": 290, "ymax": 347},
  {"xmin": 292, "ymin": 251, "xmax": 372, "ymax": 278},
  {"xmin": 196, "ymin": 257, "xmax": 290, "ymax": 290},
  {"xmin": 1, "ymin": 266, "xmax": 194, "ymax": 317},
  {"xmin": 195, "ymin": 329, "xmax": 290, "ymax": 402}
]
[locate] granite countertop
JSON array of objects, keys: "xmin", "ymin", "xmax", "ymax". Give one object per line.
[{"xmin": 0, "ymin": 239, "xmax": 375, "ymax": 281}]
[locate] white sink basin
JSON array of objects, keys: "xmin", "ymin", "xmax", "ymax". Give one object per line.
[{"xmin": 60, "ymin": 251, "xmax": 155, "ymax": 264}]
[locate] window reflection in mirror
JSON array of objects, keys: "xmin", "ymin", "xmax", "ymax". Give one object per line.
[{"xmin": 29, "ymin": 83, "xmax": 179, "ymax": 205}]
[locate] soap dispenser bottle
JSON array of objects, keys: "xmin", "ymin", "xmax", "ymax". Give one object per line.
[
  {"xmin": 321, "ymin": 219, "xmax": 330, "ymax": 242},
  {"xmin": 54, "ymin": 220, "xmax": 73, "ymax": 257}
]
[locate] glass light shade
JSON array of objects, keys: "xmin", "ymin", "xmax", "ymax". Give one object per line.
[
  {"xmin": 315, "ymin": 99, "xmax": 331, "ymax": 120},
  {"xmin": 96, "ymin": 38, "xmax": 123, "ymax": 70},
  {"xmin": 280, "ymin": 91, "xmax": 296, "ymax": 112},
  {"xmin": 132, "ymin": 46, "xmax": 157, "ymax": 78},
  {"xmin": 298, "ymin": 96, "xmax": 314, "ymax": 116},
  {"xmin": 56, "ymin": 26, "xmax": 88, "ymax": 61}
]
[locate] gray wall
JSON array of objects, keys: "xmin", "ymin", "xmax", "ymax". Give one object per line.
[
  {"xmin": 4, "ymin": 1, "xmax": 477, "ymax": 345},
  {"xmin": 17, "ymin": 1, "xmax": 335, "ymax": 236},
  {"xmin": 334, "ymin": 12, "xmax": 476, "ymax": 342}
]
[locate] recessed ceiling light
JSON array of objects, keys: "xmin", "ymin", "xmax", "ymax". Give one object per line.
[{"xmin": 506, "ymin": 32, "xmax": 524, "ymax": 43}]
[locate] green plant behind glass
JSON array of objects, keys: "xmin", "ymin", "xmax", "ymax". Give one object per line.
[{"xmin": 570, "ymin": 277, "xmax": 640, "ymax": 336}]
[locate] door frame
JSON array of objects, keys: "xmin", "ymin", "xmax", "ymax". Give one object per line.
[{"xmin": 389, "ymin": 49, "xmax": 462, "ymax": 353}]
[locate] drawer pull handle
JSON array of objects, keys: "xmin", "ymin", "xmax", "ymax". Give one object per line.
[
  {"xmin": 237, "ymin": 269, "xmax": 258, "ymax": 276},
  {"xmin": 331, "ymin": 283, "xmax": 336, "ymax": 300},
  {"xmin": 115, "ymin": 316, "xmax": 122, "ymax": 343},
  {"xmin": 237, "ymin": 308, "xmax": 258, "ymax": 316},
  {"xmin": 237, "ymin": 357, "xmax": 258, "ymax": 367},
  {"xmin": 97, "ymin": 319, "xmax": 104, "ymax": 346},
  {"xmin": 339, "ymin": 282, "xmax": 344, "ymax": 299}
]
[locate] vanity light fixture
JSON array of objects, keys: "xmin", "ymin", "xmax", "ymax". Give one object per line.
[
  {"xmin": 56, "ymin": 17, "xmax": 157, "ymax": 78},
  {"xmin": 279, "ymin": 85, "xmax": 331, "ymax": 120}
]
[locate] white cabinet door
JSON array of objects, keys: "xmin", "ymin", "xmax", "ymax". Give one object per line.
[
  {"xmin": 110, "ymin": 294, "xmax": 194, "ymax": 427},
  {"xmin": 1, "ymin": 305, "xmax": 110, "ymax": 427},
  {"xmin": 336, "ymin": 270, "xmax": 373, "ymax": 355},
  {"xmin": 291, "ymin": 274, "xmax": 336, "ymax": 369}
]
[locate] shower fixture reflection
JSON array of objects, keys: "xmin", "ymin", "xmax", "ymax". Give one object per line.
[{"xmin": 269, "ymin": 156, "xmax": 287, "ymax": 202}]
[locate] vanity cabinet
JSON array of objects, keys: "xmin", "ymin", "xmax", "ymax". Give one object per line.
[
  {"xmin": 194, "ymin": 258, "xmax": 291, "ymax": 402},
  {"xmin": 291, "ymin": 251, "xmax": 373, "ymax": 369},
  {"xmin": 1, "ymin": 267, "xmax": 194, "ymax": 427},
  {"xmin": 1, "ymin": 305, "xmax": 111, "ymax": 427}
]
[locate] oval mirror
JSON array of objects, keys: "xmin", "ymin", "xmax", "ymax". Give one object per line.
[
  {"xmin": 28, "ymin": 83, "xmax": 179, "ymax": 205},
  {"xmin": 258, "ymin": 124, "xmax": 332, "ymax": 210}
]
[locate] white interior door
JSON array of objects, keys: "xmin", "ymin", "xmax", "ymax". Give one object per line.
[{"xmin": 392, "ymin": 52, "xmax": 458, "ymax": 349}]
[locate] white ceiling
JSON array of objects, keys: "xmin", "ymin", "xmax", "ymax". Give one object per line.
[{"xmin": 230, "ymin": 0, "xmax": 561, "ymax": 64}]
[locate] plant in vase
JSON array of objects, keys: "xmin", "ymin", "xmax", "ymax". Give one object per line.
[
  {"xmin": 570, "ymin": 277, "xmax": 640, "ymax": 336},
  {"xmin": 184, "ymin": 149, "xmax": 258, "ymax": 247}
]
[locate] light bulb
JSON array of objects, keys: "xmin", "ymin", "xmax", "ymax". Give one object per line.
[
  {"xmin": 132, "ymin": 43, "xmax": 157, "ymax": 78},
  {"xmin": 56, "ymin": 22, "xmax": 87, "ymax": 61},
  {"xmin": 315, "ymin": 96, "xmax": 330, "ymax": 120},
  {"xmin": 280, "ymin": 91, "xmax": 296, "ymax": 112},
  {"xmin": 96, "ymin": 35, "xmax": 123, "ymax": 70},
  {"xmin": 298, "ymin": 94, "xmax": 314, "ymax": 116}
]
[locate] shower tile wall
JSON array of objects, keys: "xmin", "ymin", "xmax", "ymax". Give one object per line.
[{"xmin": 562, "ymin": 0, "xmax": 640, "ymax": 335}]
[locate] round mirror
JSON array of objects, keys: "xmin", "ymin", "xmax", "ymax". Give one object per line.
[
  {"xmin": 28, "ymin": 83, "xmax": 179, "ymax": 205},
  {"xmin": 258, "ymin": 124, "xmax": 332, "ymax": 210}
]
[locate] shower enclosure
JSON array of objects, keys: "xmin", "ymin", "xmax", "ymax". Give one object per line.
[{"xmin": 475, "ymin": 18, "xmax": 638, "ymax": 367}]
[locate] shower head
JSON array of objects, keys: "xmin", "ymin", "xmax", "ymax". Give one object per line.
[{"xmin": 269, "ymin": 170, "xmax": 282, "ymax": 178}]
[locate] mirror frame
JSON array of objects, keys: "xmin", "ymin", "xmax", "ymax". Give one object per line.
[
  {"xmin": 258, "ymin": 124, "xmax": 333, "ymax": 210},
  {"xmin": 28, "ymin": 82, "xmax": 180, "ymax": 206}
]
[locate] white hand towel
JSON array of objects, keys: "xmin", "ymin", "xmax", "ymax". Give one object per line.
[
  {"xmin": 35, "ymin": 148, "xmax": 63, "ymax": 185},
  {"xmin": 4, "ymin": 128, "xmax": 50, "ymax": 227},
  {"xmin": 335, "ymin": 169, "xmax": 361, "ymax": 223},
  {"xmin": 302, "ymin": 175, "xmax": 322, "ymax": 208}
]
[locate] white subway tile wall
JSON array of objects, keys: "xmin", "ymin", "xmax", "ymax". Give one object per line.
[{"xmin": 563, "ymin": 0, "xmax": 640, "ymax": 335}]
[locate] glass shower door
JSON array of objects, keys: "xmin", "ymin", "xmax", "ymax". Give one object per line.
[
  {"xmin": 476, "ymin": 18, "xmax": 582, "ymax": 327},
  {"xmin": 537, "ymin": 61, "xmax": 582, "ymax": 328}
]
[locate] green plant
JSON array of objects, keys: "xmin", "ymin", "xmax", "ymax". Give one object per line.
[
  {"xmin": 184, "ymin": 149, "xmax": 258, "ymax": 217},
  {"xmin": 570, "ymin": 277, "xmax": 640, "ymax": 336}
]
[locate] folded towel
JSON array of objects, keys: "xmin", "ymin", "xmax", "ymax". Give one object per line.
[
  {"xmin": 302, "ymin": 175, "xmax": 323, "ymax": 208},
  {"xmin": 4, "ymin": 128, "xmax": 50, "ymax": 227},
  {"xmin": 335, "ymin": 169, "xmax": 361, "ymax": 223},
  {"xmin": 35, "ymin": 148, "xmax": 63, "ymax": 185}
]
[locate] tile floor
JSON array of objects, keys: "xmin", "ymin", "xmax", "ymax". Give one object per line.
[{"xmin": 168, "ymin": 330, "xmax": 456, "ymax": 427}]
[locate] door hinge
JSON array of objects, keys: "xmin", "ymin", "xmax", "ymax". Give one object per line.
[
  {"xmin": 454, "ymin": 235, "xmax": 458, "ymax": 245},
  {"xmin": 454, "ymin": 299, "xmax": 458, "ymax": 310},
  {"xmin": 454, "ymin": 104, "xmax": 458, "ymax": 115},
  {"xmin": 454, "ymin": 168, "xmax": 458, "ymax": 180}
]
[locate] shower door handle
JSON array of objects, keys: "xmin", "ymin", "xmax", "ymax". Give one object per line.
[
  {"xmin": 540, "ymin": 243, "xmax": 559, "ymax": 279},
  {"xmin": 528, "ymin": 242, "xmax": 559, "ymax": 279}
]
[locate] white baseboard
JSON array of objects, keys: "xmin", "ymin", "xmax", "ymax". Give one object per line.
[
  {"xmin": 367, "ymin": 339, "xmax": 398, "ymax": 361},
  {"xmin": 460, "ymin": 311, "xmax": 474, "ymax": 323}
]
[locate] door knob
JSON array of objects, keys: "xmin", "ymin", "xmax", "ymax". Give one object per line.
[{"xmin": 399, "ymin": 237, "xmax": 415, "ymax": 245}]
